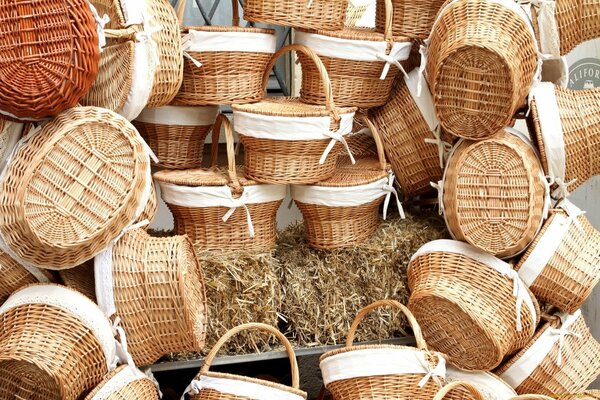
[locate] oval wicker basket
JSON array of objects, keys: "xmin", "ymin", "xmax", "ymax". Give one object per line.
[
  {"xmin": 154, "ymin": 114, "xmax": 285, "ymax": 251},
  {"xmin": 375, "ymin": 0, "xmax": 446, "ymax": 39},
  {"xmin": 0, "ymin": 0, "xmax": 99, "ymax": 121},
  {"xmin": 0, "ymin": 284, "xmax": 120, "ymax": 400},
  {"xmin": 438, "ymin": 128, "xmax": 548, "ymax": 259},
  {"xmin": 173, "ymin": 0, "xmax": 276, "ymax": 106},
  {"xmin": 408, "ymin": 240, "xmax": 540, "ymax": 371},
  {"xmin": 244, "ymin": 0, "xmax": 348, "ymax": 30},
  {"xmin": 435, "ymin": 381, "xmax": 486, "ymax": 400},
  {"xmin": 496, "ymin": 310, "xmax": 600, "ymax": 396},
  {"xmin": 444, "ymin": 364, "xmax": 517, "ymax": 400},
  {"xmin": 186, "ymin": 323, "xmax": 308, "ymax": 400},
  {"xmin": 0, "ymin": 251, "xmax": 52, "ymax": 305},
  {"xmin": 84, "ymin": 365, "xmax": 160, "ymax": 400},
  {"xmin": 424, "ymin": 0, "xmax": 539, "ymax": 140},
  {"xmin": 320, "ymin": 300, "xmax": 447, "ymax": 399},
  {"xmin": 295, "ymin": 0, "xmax": 412, "ymax": 108},
  {"xmin": 0, "ymin": 106, "xmax": 153, "ymax": 270},
  {"xmin": 233, "ymin": 44, "xmax": 357, "ymax": 184},
  {"xmin": 133, "ymin": 105, "xmax": 219, "ymax": 169}
]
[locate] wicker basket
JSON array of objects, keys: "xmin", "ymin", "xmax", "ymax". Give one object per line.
[
  {"xmin": 291, "ymin": 115, "xmax": 404, "ymax": 250},
  {"xmin": 233, "ymin": 44, "xmax": 357, "ymax": 184},
  {"xmin": 173, "ymin": 0, "xmax": 276, "ymax": 106},
  {"xmin": 375, "ymin": 0, "xmax": 446, "ymax": 39},
  {"xmin": 408, "ymin": 240, "xmax": 540, "ymax": 371},
  {"xmin": 0, "ymin": 251, "xmax": 52, "ymax": 305},
  {"xmin": 320, "ymin": 300, "xmax": 447, "ymax": 399},
  {"xmin": 528, "ymin": 83, "xmax": 600, "ymax": 198},
  {"xmin": 437, "ymin": 128, "xmax": 548, "ymax": 259},
  {"xmin": 84, "ymin": 365, "xmax": 160, "ymax": 400},
  {"xmin": 186, "ymin": 323, "xmax": 308, "ymax": 400},
  {"xmin": 0, "ymin": 0, "xmax": 99, "ymax": 121},
  {"xmin": 423, "ymin": 0, "xmax": 539, "ymax": 140},
  {"xmin": 244, "ymin": 0, "xmax": 348, "ymax": 30},
  {"xmin": 345, "ymin": 0, "xmax": 371, "ymax": 27},
  {"xmin": 295, "ymin": 0, "xmax": 412, "ymax": 108},
  {"xmin": 444, "ymin": 365, "xmax": 517, "ymax": 400},
  {"xmin": 154, "ymin": 114, "xmax": 285, "ymax": 251},
  {"xmin": 497, "ymin": 310, "xmax": 600, "ymax": 396},
  {"xmin": 515, "ymin": 199, "xmax": 600, "ymax": 314},
  {"xmin": 133, "ymin": 105, "xmax": 219, "ymax": 169},
  {"xmin": 0, "ymin": 284, "xmax": 122, "ymax": 400},
  {"xmin": 0, "ymin": 106, "xmax": 153, "ymax": 270},
  {"xmin": 370, "ymin": 68, "xmax": 449, "ymax": 198},
  {"xmin": 435, "ymin": 381, "xmax": 486, "ymax": 400},
  {"xmin": 513, "ymin": 394, "xmax": 600, "ymax": 400},
  {"xmin": 58, "ymin": 261, "xmax": 97, "ymax": 302}
]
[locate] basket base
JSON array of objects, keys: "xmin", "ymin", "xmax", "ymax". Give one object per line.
[
  {"xmin": 0, "ymin": 360, "xmax": 61, "ymax": 400},
  {"xmin": 326, "ymin": 373, "xmax": 441, "ymax": 399}
]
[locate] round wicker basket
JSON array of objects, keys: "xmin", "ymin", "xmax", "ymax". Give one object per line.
[
  {"xmin": 84, "ymin": 365, "xmax": 160, "ymax": 400},
  {"xmin": 243, "ymin": 0, "xmax": 348, "ymax": 30},
  {"xmin": 434, "ymin": 381, "xmax": 485, "ymax": 400},
  {"xmin": 0, "ymin": 251, "xmax": 51, "ymax": 305},
  {"xmin": 444, "ymin": 364, "xmax": 517, "ymax": 400},
  {"xmin": 375, "ymin": 0, "xmax": 446, "ymax": 39}
]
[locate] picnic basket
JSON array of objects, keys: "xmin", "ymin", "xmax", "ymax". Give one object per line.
[
  {"xmin": 444, "ymin": 364, "xmax": 517, "ymax": 400},
  {"xmin": 243, "ymin": 0, "xmax": 348, "ymax": 30},
  {"xmin": 84, "ymin": 365, "xmax": 160, "ymax": 400},
  {"xmin": 375, "ymin": 0, "xmax": 446, "ymax": 39}
]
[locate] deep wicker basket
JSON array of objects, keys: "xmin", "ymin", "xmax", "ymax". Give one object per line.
[
  {"xmin": 84, "ymin": 365, "xmax": 160, "ymax": 400},
  {"xmin": 375, "ymin": 0, "xmax": 446, "ymax": 39},
  {"xmin": 244, "ymin": 0, "xmax": 348, "ymax": 30}
]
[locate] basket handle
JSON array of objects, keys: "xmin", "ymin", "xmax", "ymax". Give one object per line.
[
  {"xmin": 383, "ymin": 0, "xmax": 394, "ymax": 42},
  {"xmin": 356, "ymin": 113, "xmax": 387, "ymax": 171},
  {"xmin": 200, "ymin": 323, "xmax": 301, "ymax": 389},
  {"xmin": 345, "ymin": 300, "xmax": 428, "ymax": 350},
  {"xmin": 231, "ymin": 0, "xmax": 240, "ymax": 26},
  {"xmin": 209, "ymin": 113, "xmax": 241, "ymax": 190},
  {"xmin": 433, "ymin": 382, "xmax": 485, "ymax": 400},
  {"xmin": 261, "ymin": 44, "xmax": 340, "ymax": 122},
  {"xmin": 176, "ymin": 0, "xmax": 186, "ymax": 26}
]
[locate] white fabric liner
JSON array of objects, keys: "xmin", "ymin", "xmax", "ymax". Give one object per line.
[
  {"xmin": 410, "ymin": 239, "xmax": 538, "ymax": 333},
  {"xmin": 91, "ymin": 365, "xmax": 155, "ymax": 400},
  {"xmin": 0, "ymin": 285, "xmax": 118, "ymax": 370},
  {"xmin": 135, "ymin": 105, "xmax": 219, "ymax": 126},
  {"xmin": 294, "ymin": 31, "xmax": 413, "ymax": 80},
  {"xmin": 320, "ymin": 348, "xmax": 446, "ymax": 387},
  {"xmin": 500, "ymin": 310, "xmax": 583, "ymax": 388},
  {"xmin": 531, "ymin": 0, "xmax": 561, "ymax": 58},
  {"xmin": 183, "ymin": 375, "xmax": 305, "ymax": 400},
  {"xmin": 445, "ymin": 365, "xmax": 517, "ymax": 400},
  {"xmin": 182, "ymin": 30, "xmax": 277, "ymax": 54}
]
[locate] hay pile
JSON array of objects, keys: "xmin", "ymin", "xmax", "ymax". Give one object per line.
[{"xmin": 277, "ymin": 212, "xmax": 449, "ymax": 347}]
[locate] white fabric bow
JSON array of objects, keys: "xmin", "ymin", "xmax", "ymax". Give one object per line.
[
  {"xmin": 321, "ymin": 131, "xmax": 356, "ymax": 165},
  {"xmin": 418, "ymin": 353, "xmax": 446, "ymax": 388},
  {"xmin": 112, "ymin": 317, "xmax": 136, "ymax": 368},
  {"xmin": 136, "ymin": 22, "xmax": 163, "ymax": 67},
  {"xmin": 548, "ymin": 326, "xmax": 582, "ymax": 366},
  {"xmin": 376, "ymin": 52, "xmax": 409, "ymax": 81},
  {"xmin": 557, "ymin": 199, "xmax": 585, "ymax": 232},
  {"xmin": 504, "ymin": 269, "xmax": 530, "ymax": 332},
  {"xmin": 550, "ymin": 177, "xmax": 577, "ymax": 200},
  {"xmin": 221, "ymin": 191, "xmax": 256, "ymax": 238},
  {"xmin": 430, "ymin": 180, "xmax": 444, "ymax": 215},
  {"xmin": 417, "ymin": 43, "xmax": 429, "ymax": 96},
  {"xmin": 89, "ymin": 3, "xmax": 110, "ymax": 51},
  {"xmin": 382, "ymin": 173, "xmax": 406, "ymax": 219},
  {"xmin": 424, "ymin": 126, "xmax": 452, "ymax": 169}
]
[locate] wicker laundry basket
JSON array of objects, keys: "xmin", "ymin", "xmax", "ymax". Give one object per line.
[
  {"xmin": 423, "ymin": 0, "xmax": 539, "ymax": 140},
  {"xmin": 438, "ymin": 128, "xmax": 549, "ymax": 259},
  {"xmin": 291, "ymin": 115, "xmax": 404, "ymax": 250},
  {"xmin": 154, "ymin": 114, "xmax": 285, "ymax": 251},
  {"xmin": 134, "ymin": 105, "xmax": 219, "ymax": 169},
  {"xmin": 84, "ymin": 365, "xmax": 160, "ymax": 400},
  {"xmin": 233, "ymin": 44, "xmax": 357, "ymax": 184},
  {"xmin": 435, "ymin": 381, "xmax": 486, "ymax": 400},
  {"xmin": 0, "ymin": 0, "xmax": 99, "ymax": 120},
  {"xmin": 295, "ymin": 0, "xmax": 412, "ymax": 108},
  {"xmin": 244, "ymin": 0, "xmax": 348, "ymax": 30},
  {"xmin": 173, "ymin": 0, "xmax": 276, "ymax": 106},
  {"xmin": 320, "ymin": 300, "xmax": 447, "ymax": 399},
  {"xmin": 345, "ymin": 0, "xmax": 371, "ymax": 27},
  {"xmin": 444, "ymin": 364, "xmax": 517, "ymax": 400},
  {"xmin": 408, "ymin": 240, "xmax": 540, "ymax": 371},
  {"xmin": 0, "ymin": 251, "xmax": 52, "ymax": 305},
  {"xmin": 375, "ymin": 0, "xmax": 446, "ymax": 39},
  {"xmin": 0, "ymin": 284, "xmax": 123, "ymax": 400},
  {"xmin": 497, "ymin": 310, "xmax": 600, "ymax": 396},
  {"xmin": 528, "ymin": 83, "xmax": 600, "ymax": 198},
  {"xmin": 0, "ymin": 107, "xmax": 153, "ymax": 270},
  {"xmin": 186, "ymin": 323, "xmax": 308, "ymax": 400}
]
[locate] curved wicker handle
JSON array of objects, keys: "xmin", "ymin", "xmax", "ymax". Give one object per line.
[
  {"xmin": 177, "ymin": 0, "xmax": 239, "ymax": 26},
  {"xmin": 434, "ymin": 382, "xmax": 485, "ymax": 400},
  {"xmin": 209, "ymin": 114, "xmax": 241, "ymax": 189},
  {"xmin": 201, "ymin": 323, "xmax": 301, "ymax": 389},
  {"xmin": 176, "ymin": 0, "xmax": 186, "ymax": 26},
  {"xmin": 510, "ymin": 396, "xmax": 556, "ymax": 400},
  {"xmin": 345, "ymin": 300, "xmax": 428, "ymax": 350},
  {"xmin": 383, "ymin": 0, "xmax": 394, "ymax": 41},
  {"xmin": 261, "ymin": 44, "xmax": 340, "ymax": 122},
  {"xmin": 357, "ymin": 113, "xmax": 387, "ymax": 171}
]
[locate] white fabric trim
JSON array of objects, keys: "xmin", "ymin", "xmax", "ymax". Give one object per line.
[
  {"xmin": 88, "ymin": 3, "xmax": 110, "ymax": 51},
  {"xmin": 0, "ymin": 285, "xmax": 118, "ymax": 370},
  {"xmin": 91, "ymin": 365, "xmax": 149, "ymax": 400},
  {"xmin": 410, "ymin": 239, "xmax": 538, "ymax": 333},
  {"xmin": 135, "ymin": 105, "xmax": 219, "ymax": 126},
  {"xmin": 500, "ymin": 310, "xmax": 583, "ymax": 388},
  {"xmin": 119, "ymin": 37, "xmax": 158, "ymax": 121},
  {"xmin": 320, "ymin": 348, "xmax": 446, "ymax": 387},
  {"xmin": 182, "ymin": 30, "xmax": 277, "ymax": 54},
  {"xmin": 183, "ymin": 375, "xmax": 305, "ymax": 400},
  {"xmin": 445, "ymin": 366, "xmax": 517, "ymax": 400},
  {"xmin": 530, "ymin": 0, "xmax": 561, "ymax": 58}
]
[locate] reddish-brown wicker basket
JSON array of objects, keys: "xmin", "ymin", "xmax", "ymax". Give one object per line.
[
  {"xmin": 84, "ymin": 365, "xmax": 160, "ymax": 400},
  {"xmin": 244, "ymin": 0, "xmax": 348, "ymax": 30}
]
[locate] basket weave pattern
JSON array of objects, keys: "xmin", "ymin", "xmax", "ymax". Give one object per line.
[
  {"xmin": 243, "ymin": 0, "xmax": 348, "ymax": 30},
  {"xmin": 0, "ymin": 252, "xmax": 39, "ymax": 304},
  {"xmin": 375, "ymin": 0, "xmax": 446, "ymax": 39}
]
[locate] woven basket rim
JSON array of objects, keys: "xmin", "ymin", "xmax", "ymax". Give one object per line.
[
  {"xmin": 298, "ymin": 27, "xmax": 410, "ymax": 43},
  {"xmin": 153, "ymin": 165, "xmax": 259, "ymax": 187},
  {"xmin": 232, "ymin": 97, "xmax": 356, "ymax": 118},
  {"xmin": 320, "ymin": 343, "xmax": 430, "ymax": 362},
  {"xmin": 83, "ymin": 365, "xmax": 150, "ymax": 399},
  {"xmin": 184, "ymin": 25, "xmax": 275, "ymax": 35},
  {"xmin": 199, "ymin": 371, "xmax": 308, "ymax": 398}
]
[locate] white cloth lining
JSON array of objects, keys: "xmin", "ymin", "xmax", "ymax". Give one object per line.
[
  {"xmin": 135, "ymin": 105, "xmax": 219, "ymax": 126},
  {"xmin": 182, "ymin": 375, "xmax": 305, "ymax": 400},
  {"xmin": 182, "ymin": 30, "xmax": 277, "ymax": 54}
]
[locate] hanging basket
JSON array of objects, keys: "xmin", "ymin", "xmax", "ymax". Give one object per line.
[
  {"xmin": 0, "ymin": 0, "xmax": 100, "ymax": 121},
  {"xmin": 233, "ymin": 44, "xmax": 357, "ymax": 184},
  {"xmin": 437, "ymin": 128, "xmax": 549, "ymax": 259},
  {"xmin": 133, "ymin": 105, "xmax": 219, "ymax": 169},
  {"xmin": 408, "ymin": 240, "xmax": 540, "ymax": 371},
  {"xmin": 444, "ymin": 364, "xmax": 517, "ymax": 400},
  {"xmin": 84, "ymin": 365, "xmax": 160, "ymax": 400},
  {"xmin": 243, "ymin": 0, "xmax": 348, "ymax": 30},
  {"xmin": 423, "ymin": 0, "xmax": 539, "ymax": 140},
  {"xmin": 154, "ymin": 114, "xmax": 286, "ymax": 251},
  {"xmin": 497, "ymin": 310, "xmax": 600, "ymax": 396},
  {"xmin": 0, "ymin": 251, "xmax": 52, "ymax": 305},
  {"xmin": 295, "ymin": 0, "xmax": 412, "ymax": 108},
  {"xmin": 0, "ymin": 284, "xmax": 123, "ymax": 400},
  {"xmin": 375, "ymin": 0, "xmax": 446, "ymax": 39},
  {"xmin": 291, "ymin": 115, "xmax": 404, "ymax": 250},
  {"xmin": 185, "ymin": 323, "xmax": 307, "ymax": 400},
  {"xmin": 320, "ymin": 300, "xmax": 447, "ymax": 399},
  {"xmin": 0, "ymin": 106, "xmax": 154, "ymax": 270}
]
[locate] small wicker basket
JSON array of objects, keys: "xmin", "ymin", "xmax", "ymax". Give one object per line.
[
  {"xmin": 444, "ymin": 364, "xmax": 517, "ymax": 400},
  {"xmin": 244, "ymin": 0, "xmax": 348, "ymax": 30},
  {"xmin": 320, "ymin": 300, "xmax": 447, "ymax": 399},
  {"xmin": 154, "ymin": 114, "xmax": 286, "ymax": 251},
  {"xmin": 233, "ymin": 44, "xmax": 357, "ymax": 184},
  {"xmin": 0, "ymin": 251, "xmax": 52, "ymax": 304},
  {"xmin": 84, "ymin": 365, "xmax": 160, "ymax": 400},
  {"xmin": 375, "ymin": 0, "xmax": 446, "ymax": 39},
  {"xmin": 186, "ymin": 323, "xmax": 308, "ymax": 400},
  {"xmin": 408, "ymin": 240, "xmax": 540, "ymax": 371},
  {"xmin": 497, "ymin": 310, "xmax": 600, "ymax": 396}
]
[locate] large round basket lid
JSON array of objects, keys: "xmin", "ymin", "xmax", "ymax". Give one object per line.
[{"xmin": 0, "ymin": 107, "xmax": 152, "ymax": 270}]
